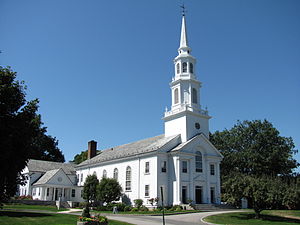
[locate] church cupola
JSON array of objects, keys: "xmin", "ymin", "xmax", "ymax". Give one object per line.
[{"xmin": 163, "ymin": 10, "xmax": 211, "ymax": 142}]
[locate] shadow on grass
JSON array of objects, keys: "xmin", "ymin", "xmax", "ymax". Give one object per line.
[
  {"xmin": 232, "ymin": 213, "xmax": 300, "ymax": 224},
  {"xmin": 0, "ymin": 211, "xmax": 52, "ymax": 218}
]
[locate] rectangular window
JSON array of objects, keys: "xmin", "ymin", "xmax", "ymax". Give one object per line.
[
  {"xmin": 72, "ymin": 189, "xmax": 76, "ymax": 197},
  {"xmin": 81, "ymin": 190, "xmax": 83, "ymax": 198},
  {"xmin": 32, "ymin": 188, "xmax": 36, "ymax": 196},
  {"xmin": 145, "ymin": 162, "xmax": 150, "ymax": 174},
  {"xmin": 210, "ymin": 164, "xmax": 215, "ymax": 175},
  {"xmin": 46, "ymin": 188, "xmax": 49, "ymax": 196},
  {"xmin": 161, "ymin": 161, "xmax": 167, "ymax": 173},
  {"xmin": 80, "ymin": 174, "xmax": 83, "ymax": 182},
  {"xmin": 182, "ymin": 161, "xmax": 188, "ymax": 173},
  {"xmin": 126, "ymin": 181, "xmax": 131, "ymax": 191},
  {"xmin": 145, "ymin": 185, "xmax": 150, "ymax": 197}
]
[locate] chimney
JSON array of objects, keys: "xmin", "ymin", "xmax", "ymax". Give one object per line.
[{"xmin": 88, "ymin": 140, "xmax": 97, "ymax": 159}]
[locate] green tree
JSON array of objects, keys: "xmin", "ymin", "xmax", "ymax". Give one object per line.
[
  {"xmin": 72, "ymin": 150, "xmax": 101, "ymax": 164},
  {"xmin": 97, "ymin": 177, "xmax": 122, "ymax": 204},
  {"xmin": 83, "ymin": 174, "xmax": 99, "ymax": 205},
  {"xmin": 0, "ymin": 66, "xmax": 64, "ymax": 205},
  {"xmin": 73, "ymin": 151, "xmax": 88, "ymax": 164},
  {"xmin": 210, "ymin": 120, "xmax": 298, "ymax": 177},
  {"xmin": 223, "ymin": 174, "xmax": 287, "ymax": 218}
]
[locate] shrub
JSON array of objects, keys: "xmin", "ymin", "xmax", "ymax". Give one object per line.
[
  {"xmin": 133, "ymin": 199, "xmax": 143, "ymax": 209},
  {"xmin": 171, "ymin": 205, "xmax": 182, "ymax": 211},
  {"xmin": 79, "ymin": 202, "xmax": 88, "ymax": 209},
  {"xmin": 82, "ymin": 205, "xmax": 90, "ymax": 218},
  {"xmin": 131, "ymin": 207, "xmax": 138, "ymax": 212},
  {"xmin": 124, "ymin": 205, "xmax": 132, "ymax": 212},
  {"xmin": 96, "ymin": 205, "xmax": 108, "ymax": 211},
  {"xmin": 139, "ymin": 205, "xmax": 149, "ymax": 211}
]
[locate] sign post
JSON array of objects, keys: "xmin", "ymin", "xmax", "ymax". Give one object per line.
[{"xmin": 160, "ymin": 186, "xmax": 165, "ymax": 225}]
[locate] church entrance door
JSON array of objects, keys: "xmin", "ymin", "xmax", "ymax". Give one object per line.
[
  {"xmin": 195, "ymin": 186, "xmax": 202, "ymax": 204},
  {"xmin": 182, "ymin": 186, "xmax": 187, "ymax": 204}
]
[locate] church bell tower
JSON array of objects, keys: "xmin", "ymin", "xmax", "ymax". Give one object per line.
[{"xmin": 163, "ymin": 12, "xmax": 211, "ymax": 142}]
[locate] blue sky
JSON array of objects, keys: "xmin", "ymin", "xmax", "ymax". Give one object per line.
[{"xmin": 1, "ymin": 0, "xmax": 299, "ymax": 171}]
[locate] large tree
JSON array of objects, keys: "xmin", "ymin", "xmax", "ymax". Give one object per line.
[
  {"xmin": 97, "ymin": 177, "xmax": 122, "ymax": 204},
  {"xmin": 82, "ymin": 174, "xmax": 99, "ymax": 205},
  {"xmin": 210, "ymin": 119, "xmax": 298, "ymax": 177},
  {"xmin": 0, "ymin": 66, "xmax": 64, "ymax": 204}
]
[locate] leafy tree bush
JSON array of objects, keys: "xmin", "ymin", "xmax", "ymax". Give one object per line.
[
  {"xmin": 133, "ymin": 199, "xmax": 143, "ymax": 209},
  {"xmin": 0, "ymin": 66, "xmax": 64, "ymax": 205},
  {"xmin": 139, "ymin": 205, "xmax": 149, "ymax": 211},
  {"xmin": 210, "ymin": 120, "xmax": 298, "ymax": 177},
  {"xmin": 124, "ymin": 205, "xmax": 132, "ymax": 212},
  {"xmin": 97, "ymin": 178, "xmax": 122, "ymax": 204},
  {"xmin": 81, "ymin": 205, "xmax": 90, "ymax": 218},
  {"xmin": 83, "ymin": 174, "xmax": 99, "ymax": 206}
]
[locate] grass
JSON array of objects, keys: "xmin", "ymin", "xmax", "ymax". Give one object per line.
[
  {"xmin": 204, "ymin": 210, "xmax": 300, "ymax": 225},
  {"xmin": 3, "ymin": 203, "xmax": 68, "ymax": 212},
  {"xmin": 0, "ymin": 211, "xmax": 133, "ymax": 225}
]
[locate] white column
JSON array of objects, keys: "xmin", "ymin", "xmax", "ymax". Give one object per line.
[
  {"xmin": 177, "ymin": 157, "xmax": 181, "ymax": 204},
  {"xmin": 205, "ymin": 159, "xmax": 210, "ymax": 203},
  {"xmin": 216, "ymin": 162, "xmax": 221, "ymax": 204}
]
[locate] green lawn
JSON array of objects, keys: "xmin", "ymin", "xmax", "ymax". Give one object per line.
[
  {"xmin": 3, "ymin": 203, "xmax": 68, "ymax": 212},
  {"xmin": 204, "ymin": 210, "xmax": 300, "ymax": 225},
  {"xmin": 0, "ymin": 211, "xmax": 133, "ymax": 225}
]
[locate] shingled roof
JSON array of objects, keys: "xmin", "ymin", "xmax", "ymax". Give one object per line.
[
  {"xmin": 76, "ymin": 134, "xmax": 180, "ymax": 168},
  {"xmin": 33, "ymin": 169, "xmax": 60, "ymax": 185},
  {"xmin": 26, "ymin": 159, "xmax": 76, "ymax": 175}
]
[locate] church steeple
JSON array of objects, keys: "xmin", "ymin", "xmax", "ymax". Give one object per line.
[
  {"xmin": 163, "ymin": 11, "xmax": 211, "ymax": 142},
  {"xmin": 178, "ymin": 15, "xmax": 191, "ymax": 54}
]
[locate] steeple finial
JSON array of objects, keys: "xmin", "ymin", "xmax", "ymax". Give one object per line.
[{"xmin": 180, "ymin": 4, "xmax": 186, "ymax": 16}]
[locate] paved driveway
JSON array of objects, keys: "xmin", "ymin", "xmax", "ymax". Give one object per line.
[{"xmin": 106, "ymin": 211, "xmax": 240, "ymax": 225}]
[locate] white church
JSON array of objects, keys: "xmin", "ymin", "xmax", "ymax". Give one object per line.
[{"xmin": 19, "ymin": 13, "xmax": 223, "ymax": 207}]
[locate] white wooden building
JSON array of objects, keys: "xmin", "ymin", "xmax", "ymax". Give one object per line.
[{"xmin": 76, "ymin": 14, "xmax": 223, "ymax": 207}]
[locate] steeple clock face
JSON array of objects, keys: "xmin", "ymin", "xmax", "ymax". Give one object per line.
[{"xmin": 195, "ymin": 122, "xmax": 200, "ymax": 130}]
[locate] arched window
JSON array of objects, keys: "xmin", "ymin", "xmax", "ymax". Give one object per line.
[
  {"xmin": 190, "ymin": 63, "xmax": 194, "ymax": 73},
  {"xmin": 113, "ymin": 168, "xmax": 118, "ymax": 181},
  {"xmin": 174, "ymin": 88, "xmax": 179, "ymax": 104},
  {"xmin": 182, "ymin": 62, "xmax": 187, "ymax": 73},
  {"xmin": 126, "ymin": 166, "xmax": 131, "ymax": 191},
  {"xmin": 192, "ymin": 88, "xmax": 197, "ymax": 104},
  {"xmin": 176, "ymin": 63, "xmax": 180, "ymax": 74},
  {"xmin": 93, "ymin": 171, "xmax": 97, "ymax": 177},
  {"xmin": 195, "ymin": 151, "xmax": 203, "ymax": 172},
  {"xmin": 103, "ymin": 170, "xmax": 107, "ymax": 178}
]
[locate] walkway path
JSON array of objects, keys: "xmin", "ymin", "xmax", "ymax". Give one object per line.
[{"xmin": 104, "ymin": 210, "xmax": 241, "ymax": 225}]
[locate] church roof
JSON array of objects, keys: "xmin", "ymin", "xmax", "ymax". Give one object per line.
[
  {"xmin": 26, "ymin": 159, "xmax": 76, "ymax": 175},
  {"xmin": 76, "ymin": 134, "xmax": 180, "ymax": 168}
]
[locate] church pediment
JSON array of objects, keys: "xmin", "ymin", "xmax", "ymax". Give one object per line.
[{"xmin": 170, "ymin": 133, "xmax": 223, "ymax": 158}]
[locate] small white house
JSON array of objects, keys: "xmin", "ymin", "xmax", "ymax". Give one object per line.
[{"xmin": 19, "ymin": 159, "xmax": 83, "ymax": 203}]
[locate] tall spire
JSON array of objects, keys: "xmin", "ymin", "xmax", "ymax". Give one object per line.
[
  {"xmin": 180, "ymin": 15, "xmax": 188, "ymax": 48},
  {"xmin": 178, "ymin": 5, "xmax": 191, "ymax": 54}
]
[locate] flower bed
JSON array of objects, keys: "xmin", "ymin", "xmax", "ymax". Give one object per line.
[{"xmin": 77, "ymin": 215, "xmax": 108, "ymax": 225}]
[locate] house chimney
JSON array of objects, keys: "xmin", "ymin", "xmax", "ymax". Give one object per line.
[{"xmin": 88, "ymin": 140, "xmax": 97, "ymax": 159}]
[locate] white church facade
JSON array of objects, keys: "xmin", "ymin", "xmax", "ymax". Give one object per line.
[
  {"xmin": 19, "ymin": 13, "xmax": 223, "ymax": 207},
  {"xmin": 76, "ymin": 14, "xmax": 223, "ymax": 207}
]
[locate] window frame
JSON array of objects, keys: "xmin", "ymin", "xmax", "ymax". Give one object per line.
[
  {"xmin": 125, "ymin": 166, "xmax": 132, "ymax": 191},
  {"xmin": 210, "ymin": 164, "xmax": 215, "ymax": 176},
  {"xmin": 195, "ymin": 151, "xmax": 203, "ymax": 173},
  {"xmin": 182, "ymin": 62, "xmax": 187, "ymax": 73},
  {"xmin": 145, "ymin": 162, "xmax": 150, "ymax": 174},
  {"xmin": 72, "ymin": 189, "xmax": 76, "ymax": 197},
  {"xmin": 161, "ymin": 161, "xmax": 167, "ymax": 173},
  {"xmin": 113, "ymin": 168, "xmax": 118, "ymax": 181},
  {"xmin": 145, "ymin": 185, "xmax": 150, "ymax": 197},
  {"xmin": 182, "ymin": 160, "xmax": 188, "ymax": 173}
]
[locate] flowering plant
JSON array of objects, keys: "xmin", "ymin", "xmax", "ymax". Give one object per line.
[{"xmin": 78, "ymin": 215, "xmax": 108, "ymax": 223}]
